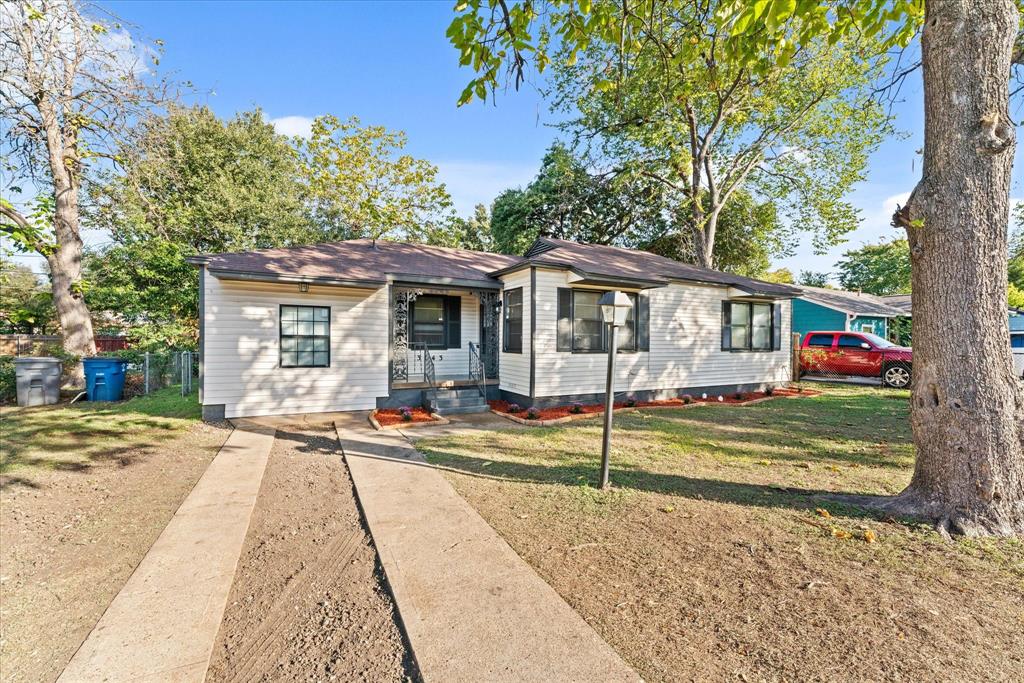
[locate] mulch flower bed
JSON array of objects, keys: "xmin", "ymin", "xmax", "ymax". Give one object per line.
[
  {"xmin": 489, "ymin": 386, "xmax": 821, "ymax": 424},
  {"xmin": 372, "ymin": 406, "xmax": 436, "ymax": 427}
]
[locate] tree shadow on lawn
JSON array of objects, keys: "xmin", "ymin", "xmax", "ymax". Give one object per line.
[{"xmin": 422, "ymin": 446, "xmax": 901, "ymax": 521}]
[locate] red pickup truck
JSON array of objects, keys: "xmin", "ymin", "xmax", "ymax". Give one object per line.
[{"xmin": 799, "ymin": 331, "xmax": 913, "ymax": 388}]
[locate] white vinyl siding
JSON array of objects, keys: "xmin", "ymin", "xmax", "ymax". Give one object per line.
[
  {"xmin": 498, "ymin": 268, "xmax": 531, "ymax": 395},
  {"xmin": 403, "ymin": 292, "xmax": 479, "ymax": 380},
  {"xmin": 203, "ymin": 275, "xmax": 388, "ymax": 418},
  {"xmin": 533, "ymin": 269, "xmax": 791, "ymax": 397}
]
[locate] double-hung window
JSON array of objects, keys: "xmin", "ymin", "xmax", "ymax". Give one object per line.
[
  {"xmin": 570, "ymin": 290, "xmax": 638, "ymax": 353},
  {"xmin": 412, "ymin": 296, "xmax": 446, "ymax": 349},
  {"xmin": 571, "ymin": 290, "xmax": 605, "ymax": 352},
  {"xmin": 723, "ymin": 301, "xmax": 773, "ymax": 352},
  {"xmin": 280, "ymin": 305, "xmax": 330, "ymax": 367},
  {"xmin": 503, "ymin": 288, "xmax": 523, "ymax": 353}
]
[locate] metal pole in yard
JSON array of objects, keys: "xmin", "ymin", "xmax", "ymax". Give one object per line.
[
  {"xmin": 600, "ymin": 323, "xmax": 617, "ymax": 490},
  {"xmin": 144, "ymin": 352, "xmax": 150, "ymax": 395},
  {"xmin": 181, "ymin": 351, "xmax": 186, "ymax": 396}
]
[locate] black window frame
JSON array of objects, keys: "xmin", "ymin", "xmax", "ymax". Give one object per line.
[
  {"xmin": 570, "ymin": 289, "xmax": 639, "ymax": 354},
  {"xmin": 279, "ymin": 304, "xmax": 331, "ymax": 368},
  {"xmin": 503, "ymin": 287, "xmax": 524, "ymax": 353},
  {"xmin": 411, "ymin": 295, "xmax": 448, "ymax": 350},
  {"xmin": 722, "ymin": 301, "xmax": 774, "ymax": 352}
]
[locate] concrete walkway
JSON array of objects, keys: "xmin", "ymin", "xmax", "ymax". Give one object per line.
[
  {"xmin": 336, "ymin": 414, "xmax": 642, "ymax": 683},
  {"xmin": 59, "ymin": 420, "xmax": 275, "ymax": 682}
]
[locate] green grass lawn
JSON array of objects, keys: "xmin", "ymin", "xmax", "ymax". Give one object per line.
[
  {"xmin": 416, "ymin": 384, "xmax": 1024, "ymax": 681},
  {"xmin": 423, "ymin": 384, "xmax": 917, "ymax": 514},
  {"xmin": 0, "ymin": 387, "xmax": 201, "ymax": 481}
]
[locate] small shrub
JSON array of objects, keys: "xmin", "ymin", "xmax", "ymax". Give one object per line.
[
  {"xmin": 0, "ymin": 355, "xmax": 15, "ymax": 403},
  {"xmin": 569, "ymin": 402, "xmax": 583, "ymax": 414},
  {"xmin": 796, "ymin": 385, "xmax": 804, "ymax": 393},
  {"xmin": 734, "ymin": 391, "xmax": 744, "ymax": 401},
  {"xmin": 681, "ymin": 394, "xmax": 693, "ymax": 405},
  {"xmin": 525, "ymin": 407, "xmax": 540, "ymax": 419},
  {"xmin": 764, "ymin": 386, "xmax": 775, "ymax": 397},
  {"xmin": 399, "ymin": 406, "xmax": 414, "ymax": 422},
  {"xmin": 508, "ymin": 402, "xmax": 522, "ymax": 413},
  {"xmin": 624, "ymin": 397, "xmax": 637, "ymax": 407}
]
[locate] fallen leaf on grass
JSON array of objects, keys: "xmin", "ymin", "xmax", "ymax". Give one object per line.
[
  {"xmin": 862, "ymin": 529, "xmax": 878, "ymax": 543},
  {"xmin": 815, "ymin": 508, "xmax": 832, "ymax": 519},
  {"xmin": 758, "ymin": 459, "xmax": 773, "ymax": 466},
  {"xmin": 831, "ymin": 528, "xmax": 853, "ymax": 540},
  {"xmin": 660, "ymin": 505, "xmax": 675, "ymax": 513}
]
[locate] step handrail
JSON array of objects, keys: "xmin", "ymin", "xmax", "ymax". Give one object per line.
[
  {"xmin": 468, "ymin": 341, "xmax": 487, "ymax": 400},
  {"xmin": 415, "ymin": 342, "xmax": 438, "ymax": 406}
]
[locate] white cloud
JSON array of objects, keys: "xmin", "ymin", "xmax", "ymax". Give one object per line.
[
  {"xmin": 270, "ymin": 115, "xmax": 315, "ymax": 139},
  {"xmin": 435, "ymin": 160, "xmax": 538, "ymax": 216}
]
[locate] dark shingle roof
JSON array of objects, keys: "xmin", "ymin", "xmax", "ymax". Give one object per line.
[
  {"xmin": 190, "ymin": 236, "xmax": 800, "ymax": 296},
  {"xmin": 499, "ymin": 238, "xmax": 801, "ymax": 296},
  {"xmin": 880, "ymin": 294, "xmax": 913, "ymax": 315},
  {"xmin": 190, "ymin": 239, "xmax": 523, "ymax": 286},
  {"xmin": 801, "ymin": 286, "xmax": 906, "ymax": 317}
]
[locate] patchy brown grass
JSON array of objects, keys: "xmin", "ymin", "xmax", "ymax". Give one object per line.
[
  {"xmin": 0, "ymin": 413, "xmax": 229, "ymax": 683},
  {"xmin": 417, "ymin": 385, "xmax": 1024, "ymax": 682}
]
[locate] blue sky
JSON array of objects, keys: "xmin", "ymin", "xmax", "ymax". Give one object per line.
[{"xmin": 11, "ymin": 1, "xmax": 1024, "ymax": 279}]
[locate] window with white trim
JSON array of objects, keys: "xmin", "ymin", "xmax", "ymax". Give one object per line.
[{"xmin": 280, "ymin": 305, "xmax": 330, "ymax": 367}]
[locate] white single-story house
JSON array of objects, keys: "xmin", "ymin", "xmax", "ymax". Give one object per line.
[{"xmin": 186, "ymin": 237, "xmax": 801, "ymax": 420}]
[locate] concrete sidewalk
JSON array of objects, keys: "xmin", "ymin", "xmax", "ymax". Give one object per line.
[
  {"xmin": 336, "ymin": 414, "xmax": 642, "ymax": 683},
  {"xmin": 58, "ymin": 420, "xmax": 275, "ymax": 682}
]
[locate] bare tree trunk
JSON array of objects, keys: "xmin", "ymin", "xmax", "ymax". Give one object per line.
[
  {"xmin": 41, "ymin": 99, "xmax": 96, "ymax": 379},
  {"xmin": 892, "ymin": 0, "xmax": 1024, "ymax": 536},
  {"xmin": 47, "ymin": 207, "xmax": 96, "ymax": 362}
]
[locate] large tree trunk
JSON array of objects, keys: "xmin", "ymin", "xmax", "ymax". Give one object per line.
[
  {"xmin": 894, "ymin": 0, "xmax": 1024, "ymax": 536},
  {"xmin": 43, "ymin": 113, "xmax": 96, "ymax": 379}
]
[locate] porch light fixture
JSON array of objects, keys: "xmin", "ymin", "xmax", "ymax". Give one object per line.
[
  {"xmin": 597, "ymin": 290, "xmax": 633, "ymax": 489},
  {"xmin": 298, "ymin": 282, "xmax": 309, "ymax": 293}
]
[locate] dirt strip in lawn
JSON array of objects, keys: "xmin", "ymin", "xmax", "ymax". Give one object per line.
[{"xmin": 205, "ymin": 422, "xmax": 419, "ymax": 683}]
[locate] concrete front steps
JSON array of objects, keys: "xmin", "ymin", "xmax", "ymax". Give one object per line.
[{"xmin": 429, "ymin": 386, "xmax": 489, "ymax": 415}]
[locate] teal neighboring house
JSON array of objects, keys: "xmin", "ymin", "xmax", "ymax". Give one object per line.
[{"xmin": 792, "ymin": 286, "xmax": 906, "ymax": 343}]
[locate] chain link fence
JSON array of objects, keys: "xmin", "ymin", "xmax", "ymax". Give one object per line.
[{"xmin": 121, "ymin": 350, "xmax": 198, "ymax": 398}]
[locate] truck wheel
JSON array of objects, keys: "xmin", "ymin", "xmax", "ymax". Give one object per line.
[{"xmin": 882, "ymin": 363, "xmax": 911, "ymax": 388}]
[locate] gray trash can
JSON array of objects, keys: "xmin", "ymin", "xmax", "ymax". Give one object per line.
[{"xmin": 14, "ymin": 357, "xmax": 62, "ymax": 407}]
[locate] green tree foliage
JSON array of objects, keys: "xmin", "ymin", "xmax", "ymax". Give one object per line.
[
  {"xmin": 490, "ymin": 143, "xmax": 667, "ymax": 255},
  {"xmin": 836, "ymin": 239, "xmax": 912, "ymax": 295},
  {"xmin": 1010, "ymin": 205, "xmax": 1024, "ymax": 305},
  {"xmin": 449, "ymin": 0, "xmax": 889, "ymax": 269},
  {"xmin": 763, "ymin": 268, "xmax": 795, "ymax": 284},
  {"xmin": 86, "ymin": 106, "xmax": 313, "ymax": 340},
  {"xmin": 89, "ymin": 106, "xmax": 312, "ymax": 253},
  {"xmin": 0, "ymin": 257, "xmax": 55, "ymax": 334},
  {"xmin": 798, "ymin": 271, "xmax": 831, "ymax": 288},
  {"xmin": 646, "ymin": 191, "xmax": 793, "ymax": 278},
  {"xmin": 298, "ymin": 114, "xmax": 454, "ymax": 242},
  {"xmin": 445, "ymin": 204, "xmax": 494, "ymax": 252}
]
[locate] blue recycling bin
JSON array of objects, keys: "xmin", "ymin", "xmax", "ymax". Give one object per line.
[{"xmin": 83, "ymin": 357, "xmax": 129, "ymax": 402}]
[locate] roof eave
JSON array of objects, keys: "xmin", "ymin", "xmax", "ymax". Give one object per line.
[
  {"xmin": 387, "ymin": 273, "xmax": 503, "ymax": 290},
  {"xmin": 207, "ymin": 268, "xmax": 385, "ymax": 289}
]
